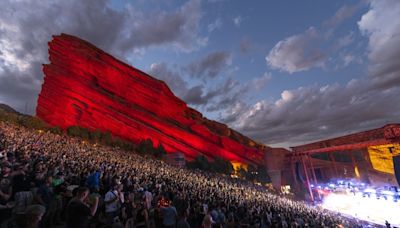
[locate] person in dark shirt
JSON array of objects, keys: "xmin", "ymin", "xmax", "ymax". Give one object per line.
[
  {"xmin": 11, "ymin": 163, "xmax": 31, "ymax": 194},
  {"xmin": 134, "ymin": 200, "xmax": 149, "ymax": 228},
  {"xmin": 37, "ymin": 176, "xmax": 53, "ymax": 209},
  {"xmin": 177, "ymin": 205, "xmax": 190, "ymax": 228},
  {"xmin": 66, "ymin": 187, "xmax": 99, "ymax": 228},
  {"xmin": 121, "ymin": 192, "xmax": 135, "ymax": 223}
]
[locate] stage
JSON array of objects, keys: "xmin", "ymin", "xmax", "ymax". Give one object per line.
[{"xmin": 321, "ymin": 192, "xmax": 399, "ymax": 227}]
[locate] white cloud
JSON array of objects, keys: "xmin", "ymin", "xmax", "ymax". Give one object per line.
[
  {"xmin": 252, "ymin": 72, "xmax": 271, "ymax": 91},
  {"xmin": 223, "ymin": 1, "xmax": 400, "ymax": 146},
  {"xmin": 336, "ymin": 32, "xmax": 355, "ymax": 49},
  {"xmin": 325, "ymin": 4, "xmax": 360, "ymax": 27},
  {"xmin": 224, "ymin": 81, "xmax": 400, "ymax": 146},
  {"xmin": 233, "ymin": 16, "xmax": 242, "ymax": 27},
  {"xmin": 358, "ymin": 0, "xmax": 400, "ymax": 88},
  {"xmin": 343, "ymin": 54, "xmax": 355, "ymax": 66},
  {"xmin": 187, "ymin": 51, "xmax": 231, "ymax": 79},
  {"xmin": 208, "ymin": 18, "xmax": 222, "ymax": 32},
  {"xmin": 266, "ymin": 27, "xmax": 325, "ymax": 73},
  {"xmin": 266, "ymin": 4, "xmax": 362, "ymax": 73}
]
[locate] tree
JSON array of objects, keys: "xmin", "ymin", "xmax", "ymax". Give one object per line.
[
  {"xmin": 101, "ymin": 131, "xmax": 113, "ymax": 145},
  {"xmin": 153, "ymin": 143, "xmax": 167, "ymax": 158},
  {"xmin": 20, "ymin": 117, "xmax": 48, "ymax": 130},
  {"xmin": 48, "ymin": 127, "xmax": 63, "ymax": 135},
  {"xmin": 186, "ymin": 155, "xmax": 234, "ymax": 175},
  {"xmin": 245, "ymin": 165, "xmax": 257, "ymax": 181},
  {"xmin": 137, "ymin": 139, "xmax": 153, "ymax": 155},
  {"xmin": 89, "ymin": 130, "xmax": 103, "ymax": 142},
  {"xmin": 187, "ymin": 155, "xmax": 210, "ymax": 171},
  {"xmin": 241, "ymin": 164, "xmax": 271, "ymax": 184},
  {"xmin": 255, "ymin": 165, "xmax": 271, "ymax": 184},
  {"xmin": 212, "ymin": 156, "xmax": 233, "ymax": 175},
  {"xmin": 67, "ymin": 126, "xmax": 83, "ymax": 137},
  {"xmin": 196, "ymin": 155, "xmax": 210, "ymax": 170}
]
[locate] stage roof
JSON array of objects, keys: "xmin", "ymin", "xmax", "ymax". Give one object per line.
[{"xmin": 291, "ymin": 124, "xmax": 400, "ymax": 154}]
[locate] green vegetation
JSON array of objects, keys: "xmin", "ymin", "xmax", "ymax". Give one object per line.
[
  {"xmin": 137, "ymin": 138, "xmax": 154, "ymax": 155},
  {"xmin": 244, "ymin": 165, "xmax": 271, "ymax": 185},
  {"xmin": 136, "ymin": 139, "xmax": 167, "ymax": 158},
  {"xmin": 152, "ymin": 143, "xmax": 167, "ymax": 158},
  {"xmin": 187, "ymin": 154, "xmax": 234, "ymax": 175},
  {"xmin": 65, "ymin": 126, "xmax": 136, "ymax": 151},
  {"xmin": 186, "ymin": 154, "xmax": 271, "ymax": 183},
  {"xmin": 0, "ymin": 105, "xmax": 48, "ymax": 130}
]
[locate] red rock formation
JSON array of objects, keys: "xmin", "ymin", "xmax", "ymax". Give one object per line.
[{"xmin": 37, "ymin": 33, "xmax": 267, "ymax": 164}]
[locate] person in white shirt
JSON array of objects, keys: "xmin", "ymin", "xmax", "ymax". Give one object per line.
[
  {"xmin": 143, "ymin": 189, "xmax": 152, "ymax": 210},
  {"xmin": 104, "ymin": 184, "xmax": 124, "ymax": 225}
]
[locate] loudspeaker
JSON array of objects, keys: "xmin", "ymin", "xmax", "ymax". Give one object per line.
[{"xmin": 393, "ymin": 155, "xmax": 400, "ymax": 187}]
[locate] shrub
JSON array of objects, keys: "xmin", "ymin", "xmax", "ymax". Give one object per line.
[
  {"xmin": 137, "ymin": 139, "xmax": 153, "ymax": 155},
  {"xmin": 67, "ymin": 126, "xmax": 90, "ymax": 139},
  {"xmin": 153, "ymin": 143, "xmax": 167, "ymax": 158},
  {"xmin": 187, "ymin": 155, "xmax": 233, "ymax": 175}
]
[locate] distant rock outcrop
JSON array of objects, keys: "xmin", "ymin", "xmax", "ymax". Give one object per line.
[
  {"xmin": 37, "ymin": 34, "xmax": 267, "ymax": 164},
  {"xmin": 0, "ymin": 104, "xmax": 19, "ymax": 114}
]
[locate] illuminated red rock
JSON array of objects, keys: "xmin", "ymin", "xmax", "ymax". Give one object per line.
[{"xmin": 37, "ymin": 33, "xmax": 267, "ymax": 164}]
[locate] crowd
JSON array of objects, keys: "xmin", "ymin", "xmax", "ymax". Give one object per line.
[{"xmin": 0, "ymin": 121, "xmax": 369, "ymax": 228}]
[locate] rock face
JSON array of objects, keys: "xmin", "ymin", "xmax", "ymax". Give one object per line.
[{"xmin": 37, "ymin": 33, "xmax": 267, "ymax": 164}]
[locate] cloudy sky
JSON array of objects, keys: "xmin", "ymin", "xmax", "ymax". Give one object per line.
[{"xmin": 1, "ymin": 0, "xmax": 400, "ymax": 147}]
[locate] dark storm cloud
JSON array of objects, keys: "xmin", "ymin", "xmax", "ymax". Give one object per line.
[
  {"xmin": 183, "ymin": 85, "xmax": 207, "ymax": 105},
  {"xmin": 149, "ymin": 62, "xmax": 270, "ymax": 111},
  {"xmin": 149, "ymin": 62, "xmax": 237, "ymax": 106},
  {"xmin": 205, "ymin": 78, "xmax": 247, "ymax": 112},
  {"xmin": 224, "ymin": 80, "xmax": 400, "ymax": 147},
  {"xmin": 184, "ymin": 75, "xmax": 263, "ymax": 107},
  {"xmin": 116, "ymin": 0, "xmax": 203, "ymax": 53},
  {"xmin": 148, "ymin": 62, "xmax": 189, "ymax": 98},
  {"xmin": 0, "ymin": 66, "xmax": 41, "ymax": 114},
  {"xmin": 205, "ymin": 74, "xmax": 270, "ymax": 112},
  {"xmin": 148, "ymin": 63, "xmax": 216, "ymax": 106},
  {"xmin": 186, "ymin": 51, "xmax": 231, "ymax": 79},
  {"xmin": 0, "ymin": 0, "xmax": 203, "ymax": 114}
]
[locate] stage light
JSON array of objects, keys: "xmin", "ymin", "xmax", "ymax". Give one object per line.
[
  {"xmin": 381, "ymin": 190, "xmax": 395, "ymax": 196},
  {"xmin": 322, "ymin": 191, "xmax": 400, "ymax": 226},
  {"xmin": 364, "ymin": 188, "xmax": 376, "ymax": 193}
]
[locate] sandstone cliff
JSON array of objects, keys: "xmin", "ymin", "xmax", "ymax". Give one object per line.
[{"xmin": 37, "ymin": 33, "xmax": 267, "ymax": 164}]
